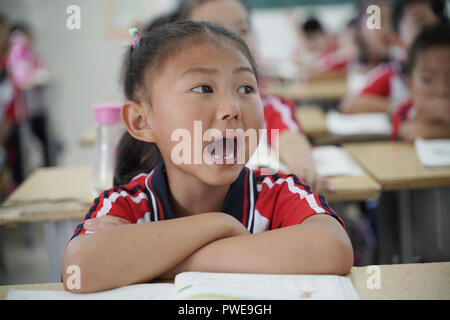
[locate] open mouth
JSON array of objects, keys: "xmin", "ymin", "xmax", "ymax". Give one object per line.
[{"xmin": 206, "ymin": 136, "xmax": 238, "ymax": 165}]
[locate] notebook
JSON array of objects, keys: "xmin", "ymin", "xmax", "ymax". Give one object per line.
[
  {"xmin": 313, "ymin": 146, "xmax": 364, "ymax": 177},
  {"xmin": 7, "ymin": 272, "xmax": 359, "ymax": 300},
  {"xmin": 326, "ymin": 111, "xmax": 391, "ymax": 136},
  {"xmin": 415, "ymin": 138, "xmax": 450, "ymax": 167}
]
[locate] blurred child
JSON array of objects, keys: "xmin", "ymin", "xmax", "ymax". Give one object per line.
[
  {"xmin": 391, "ymin": 22, "xmax": 450, "ymax": 141},
  {"xmin": 294, "ymin": 16, "xmax": 350, "ymax": 80},
  {"xmin": 340, "ymin": 0, "xmax": 442, "ymax": 114},
  {"xmin": 62, "ymin": 21, "xmax": 352, "ymax": 293},
  {"xmin": 0, "ymin": 13, "xmax": 14, "ymax": 200}
]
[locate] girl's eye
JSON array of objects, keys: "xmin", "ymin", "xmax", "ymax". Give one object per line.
[
  {"xmin": 192, "ymin": 85, "xmax": 213, "ymax": 94},
  {"xmin": 238, "ymin": 85, "xmax": 254, "ymax": 94}
]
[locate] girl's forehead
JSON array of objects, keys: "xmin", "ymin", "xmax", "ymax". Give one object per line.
[
  {"xmin": 164, "ymin": 41, "xmax": 252, "ymax": 73},
  {"xmin": 414, "ymin": 47, "xmax": 450, "ymax": 71}
]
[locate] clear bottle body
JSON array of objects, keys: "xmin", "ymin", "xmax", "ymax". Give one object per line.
[{"xmin": 92, "ymin": 123, "xmax": 124, "ymax": 195}]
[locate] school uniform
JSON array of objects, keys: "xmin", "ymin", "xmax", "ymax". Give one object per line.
[
  {"xmin": 390, "ymin": 98, "xmax": 414, "ymax": 140},
  {"xmin": 262, "ymin": 94, "xmax": 301, "ymax": 146},
  {"xmin": 358, "ymin": 61, "xmax": 409, "ymax": 112},
  {"xmin": 70, "ymin": 162, "xmax": 344, "ymax": 241}
]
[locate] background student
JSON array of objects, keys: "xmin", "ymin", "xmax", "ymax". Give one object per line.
[
  {"xmin": 340, "ymin": 0, "xmax": 443, "ymax": 114},
  {"xmin": 391, "ymin": 22, "xmax": 450, "ymax": 141}
]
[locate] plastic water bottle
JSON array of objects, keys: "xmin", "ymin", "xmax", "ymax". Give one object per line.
[{"xmin": 91, "ymin": 102, "xmax": 124, "ymax": 195}]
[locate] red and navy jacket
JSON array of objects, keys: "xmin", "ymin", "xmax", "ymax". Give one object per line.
[
  {"xmin": 70, "ymin": 162, "xmax": 344, "ymax": 241},
  {"xmin": 357, "ymin": 61, "xmax": 409, "ymax": 107}
]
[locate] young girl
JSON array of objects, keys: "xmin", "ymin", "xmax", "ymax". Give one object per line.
[
  {"xmin": 63, "ymin": 21, "xmax": 353, "ymax": 293},
  {"xmin": 391, "ymin": 22, "xmax": 450, "ymax": 141}
]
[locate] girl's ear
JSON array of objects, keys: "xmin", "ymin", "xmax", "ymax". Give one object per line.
[{"xmin": 121, "ymin": 100, "xmax": 157, "ymax": 143}]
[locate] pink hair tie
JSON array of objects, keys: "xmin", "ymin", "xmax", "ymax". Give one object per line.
[{"xmin": 128, "ymin": 28, "xmax": 141, "ymax": 48}]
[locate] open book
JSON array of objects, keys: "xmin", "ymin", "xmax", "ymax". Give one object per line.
[
  {"xmin": 415, "ymin": 138, "xmax": 450, "ymax": 167},
  {"xmin": 7, "ymin": 272, "xmax": 359, "ymax": 300},
  {"xmin": 313, "ymin": 146, "xmax": 364, "ymax": 177},
  {"xmin": 326, "ymin": 110, "xmax": 391, "ymax": 136}
]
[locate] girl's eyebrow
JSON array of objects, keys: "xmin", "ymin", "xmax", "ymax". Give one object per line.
[
  {"xmin": 235, "ymin": 66, "xmax": 255, "ymax": 76},
  {"xmin": 181, "ymin": 66, "xmax": 255, "ymax": 77},
  {"xmin": 181, "ymin": 67, "xmax": 218, "ymax": 77}
]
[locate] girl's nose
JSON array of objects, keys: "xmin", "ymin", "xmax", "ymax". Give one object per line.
[{"xmin": 217, "ymin": 95, "xmax": 241, "ymax": 121}]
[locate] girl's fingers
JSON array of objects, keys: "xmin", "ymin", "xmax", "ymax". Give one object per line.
[{"xmin": 84, "ymin": 216, "xmax": 130, "ymax": 232}]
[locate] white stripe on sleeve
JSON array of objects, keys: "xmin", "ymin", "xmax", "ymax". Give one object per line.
[{"xmin": 258, "ymin": 176, "xmax": 325, "ymax": 214}]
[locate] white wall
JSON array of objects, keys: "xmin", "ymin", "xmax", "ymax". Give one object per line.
[{"xmin": 1, "ymin": 0, "xmax": 163, "ymax": 166}]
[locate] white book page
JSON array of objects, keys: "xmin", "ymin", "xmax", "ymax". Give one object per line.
[
  {"xmin": 326, "ymin": 111, "xmax": 391, "ymax": 136},
  {"xmin": 313, "ymin": 146, "xmax": 364, "ymax": 177},
  {"xmin": 414, "ymin": 138, "xmax": 450, "ymax": 167},
  {"xmin": 6, "ymin": 283, "xmax": 175, "ymax": 300},
  {"xmin": 174, "ymin": 272, "xmax": 359, "ymax": 300}
]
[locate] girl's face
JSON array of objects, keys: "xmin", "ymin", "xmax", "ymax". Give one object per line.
[
  {"xmin": 188, "ymin": 0, "xmax": 255, "ymax": 53},
  {"xmin": 146, "ymin": 41, "xmax": 263, "ymax": 186},
  {"xmin": 411, "ymin": 46, "xmax": 450, "ymax": 122}
]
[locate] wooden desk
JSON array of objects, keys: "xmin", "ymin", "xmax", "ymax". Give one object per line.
[
  {"xmin": 0, "ymin": 166, "xmax": 93, "ymax": 225},
  {"xmin": 343, "ymin": 141, "xmax": 450, "ymax": 190},
  {"xmin": 268, "ymin": 78, "xmax": 347, "ymax": 102},
  {"xmin": 344, "ymin": 141, "xmax": 450, "ymax": 264},
  {"xmin": 322, "ymin": 175, "xmax": 380, "ymax": 202},
  {"xmin": 0, "ymin": 166, "xmax": 94, "ymax": 282},
  {"xmin": 1, "ymin": 262, "xmax": 448, "ymax": 300},
  {"xmin": 296, "ymin": 106, "xmax": 390, "ymax": 145}
]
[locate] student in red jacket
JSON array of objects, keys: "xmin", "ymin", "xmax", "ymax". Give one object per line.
[
  {"xmin": 340, "ymin": 0, "xmax": 441, "ymax": 114},
  {"xmin": 391, "ymin": 22, "xmax": 450, "ymax": 141}
]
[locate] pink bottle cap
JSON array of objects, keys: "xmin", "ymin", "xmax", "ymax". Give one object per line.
[{"xmin": 92, "ymin": 102, "xmax": 122, "ymax": 124}]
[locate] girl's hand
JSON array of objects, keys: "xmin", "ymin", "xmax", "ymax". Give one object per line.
[{"xmin": 83, "ymin": 215, "xmax": 131, "ymax": 232}]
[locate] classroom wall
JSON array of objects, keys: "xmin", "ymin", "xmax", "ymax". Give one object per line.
[{"xmin": 1, "ymin": 0, "xmax": 132, "ymax": 167}]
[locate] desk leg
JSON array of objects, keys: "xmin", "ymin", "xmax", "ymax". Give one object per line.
[
  {"xmin": 377, "ymin": 192, "xmax": 401, "ymax": 264},
  {"xmin": 44, "ymin": 220, "xmax": 79, "ymax": 282},
  {"xmin": 398, "ymin": 190, "xmax": 413, "ymax": 263}
]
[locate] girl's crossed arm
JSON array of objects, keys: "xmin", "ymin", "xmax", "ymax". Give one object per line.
[
  {"xmin": 62, "ymin": 212, "xmax": 249, "ymax": 293},
  {"xmin": 159, "ymin": 213, "xmax": 353, "ymax": 279}
]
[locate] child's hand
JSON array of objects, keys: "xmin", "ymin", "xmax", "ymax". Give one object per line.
[
  {"xmin": 295, "ymin": 166, "xmax": 334, "ymax": 194},
  {"xmin": 83, "ymin": 215, "xmax": 131, "ymax": 232}
]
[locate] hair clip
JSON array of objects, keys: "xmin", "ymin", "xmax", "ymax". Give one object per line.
[{"xmin": 128, "ymin": 28, "xmax": 141, "ymax": 48}]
